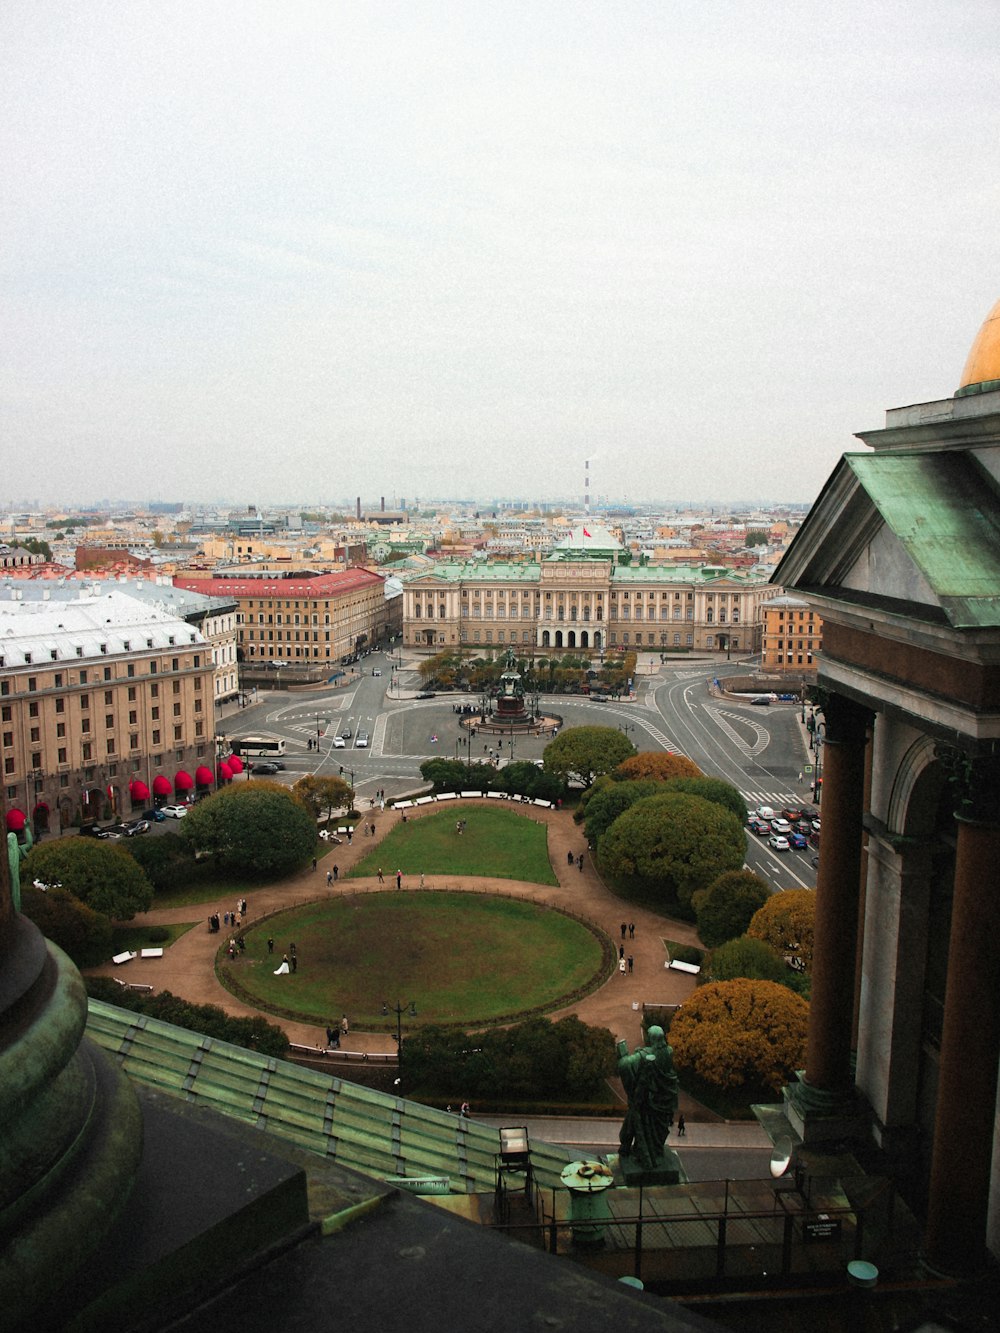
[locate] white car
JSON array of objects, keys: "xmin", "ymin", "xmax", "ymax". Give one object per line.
[
  {"xmin": 355, "ymin": 731, "xmax": 369, "ymax": 747},
  {"xmin": 770, "ymin": 818, "xmax": 792, "ymax": 834},
  {"xmin": 768, "ymin": 833, "xmax": 790, "ymax": 852},
  {"xmin": 160, "ymin": 804, "xmax": 188, "ymax": 819},
  {"xmin": 333, "ymin": 736, "xmax": 346, "ymax": 748},
  {"xmin": 756, "ymin": 806, "xmax": 776, "ymax": 821}
]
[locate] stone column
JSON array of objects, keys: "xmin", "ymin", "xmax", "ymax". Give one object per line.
[
  {"xmin": 796, "ymin": 694, "xmax": 870, "ymax": 1117},
  {"xmin": 924, "ymin": 761, "xmax": 1000, "ymax": 1275}
]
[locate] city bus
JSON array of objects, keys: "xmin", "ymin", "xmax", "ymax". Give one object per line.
[{"xmin": 230, "ymin": 736, "xmax": 286, "ymax": 758}]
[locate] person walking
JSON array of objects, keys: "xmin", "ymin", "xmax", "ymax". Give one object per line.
[
  {"xmin": 341, "ymin": 1015, "xmax": 349, "ymax": 1038},
  {"xmin": 677, "ymin": 1114, "xmax": 686, "ymax": 1138},
  {"xmin": 419, "ymin": 871, "xmax": 425, "ymax": 889},
  {"xmin": 377, "ymin": 867, "xmax": 384, "ymax": 884},
  {"xmin": 267, "ymin": 937, "xmax": 274, "ymax": 954},
  {"xmin": 627, "ymin": 955, "xmax": 634, "ymax": 973},
  {"xmin": 291, "ymin": 952, "xmax": 298, "ymax": 973},
  {"xmin": 326, "ymin": 870, "xmax": 332, "ymax": 886},
  {"xmin": 396, "ymin": 869, "xmax": 402, "ymax": 890},
  {"xmin": 619, "ymin": 957, "xmax": 627, "ymax": 977},
  {"xmin": 311, "ymin": 856, "xmax": 317, "ymax": 871},
  {"xmin": 333, "ymin": 864, "xmax": 339, "ymax": 882},
  {"xmin": 628, "ymin": 922, "xmax": 635, "ymax": 939},
  {"xmin": 620, "ymin": 923, "xmax": 627, "ymax": 939}
]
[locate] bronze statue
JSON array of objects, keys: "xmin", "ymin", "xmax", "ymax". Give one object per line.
[
  {"xmin": 6, "ymin": 823, "xmax": 33, "ymax": 914},
  {"xmin": 616, "ymin": 1026, "xmax": 680, "ymax": 1171}
]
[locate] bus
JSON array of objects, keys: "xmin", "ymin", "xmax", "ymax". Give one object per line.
[{"xmin": 230, "ymin": 736, "xmax": 286, "ymax": 758}]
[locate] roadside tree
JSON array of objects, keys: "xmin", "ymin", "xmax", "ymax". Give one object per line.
[
  {"xmin": 614, "ymin": 753, "xmax": 702, "ymax": 782},
  {"xmin": 747, "ymin": 889, "xmax": 816, "ymax": 972},
  {"xmin": 693, "ymin": 870, "xmax": 771, "ymax": 949},
  {"xmin": 22, "ymin": 839, "xmax": 153, "ymax": 920},
  {"xmin": 181, "ymin": 782, "xmax": 316, "ymax": 878},
  {"xmin": 597, "ymin": 792, "xmax": 745, "ymax": 912},
  {"xmin": 543, "ymin": 726, "xmax": 637, "ymax": 789},
  {"xmin": 669, "ymin": 979, "xmax": 809, "ymax": 1094},
  {"xmin": 292, "ymin": 774, "xmax": 353, "ymax": 823},
  {"xmin": 707, "ymin": 936, "xmax": 806, "ymax": 994},
  {"xmin": 661, "ymin": 775, "xmax": 748, "ymax": 826}
]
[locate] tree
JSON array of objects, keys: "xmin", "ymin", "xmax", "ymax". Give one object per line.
[
  {"xmin": 21, "ymin": 884, "xmax": 113, "ymax": 966},
  {"xmin": 747, "ymin": 889, "xmax": 816, "ymax": 972},
  {"xmin": 180, "ymin": 782, "xmax": 316, "ymax": 878},
  {"xmin": 22, "ymin": 840, "xmax": 153, "ymax": 920},
  {"xmin": 292, "ymin": 774, "xmax": 353, "ymax": 822},
  {"xmin": 693, "ymin": 870, "xmax": 771, "ymax": 949},
  {"xmin": 419, "ymin": 758, "xmax": 496, "ymax": 792},
  {"xmin": 706, "ymin": 936, "xmax": 798, "ymax": 989},
  {"xmin": 582, "ymin": 779, "xmax": 662, "ymax": 847},
  {"xmin": 662, "ymin": 776, "xmax": 747, "ymax": 826},
  {"xmin": 615, "ymin": 753, "xmax": 702, "ymax": 782},
  {"xmin": 85, "ymin": 981, "xmax": 289, "ymax": 1058},
  {"xmin": 669, "ymin": 979, "xmax": 809, "ymax": 1094},
  {"xmin": 122, "ymin": 831, "xmax": 197, "ymax": 894},
  {"xmin": 495, "ymin": 761, "xmax": 564, "ymax": 802},
  {"xmin": 543, "ymin": 726, "xmax": 637, "ymax": 788},
  {"xmin": 597, "ymin": 792, "xmax": 745, "ymax": 912}
]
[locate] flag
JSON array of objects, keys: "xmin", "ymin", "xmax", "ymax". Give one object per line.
[{"xmin": 583, "ymin": 527, "xmax": 591, "ymax": 538}]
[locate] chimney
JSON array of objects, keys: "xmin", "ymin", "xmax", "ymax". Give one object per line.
[
  {"xmin": 381, "ymin": 496, "xmax": 385, "ymax": 512},
  {"xmin": 356, "ymin": 497, "xmax": 361, "ymax": 520}
]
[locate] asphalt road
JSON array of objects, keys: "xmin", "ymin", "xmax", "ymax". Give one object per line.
[{"xmin": 226, "ymin": 651, "xmax": 816, "ymax": 892}]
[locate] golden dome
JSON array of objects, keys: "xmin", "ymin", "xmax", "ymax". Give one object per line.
[{"xmin": 957, "ymin": 296, "xmax": 1000, "ymax": 396}]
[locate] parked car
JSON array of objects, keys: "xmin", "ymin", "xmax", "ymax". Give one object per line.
[
  {"xmin": 79, "ymin": 824, "xmax": 119, "ymax": 839},
  {"xmin": 141, "ymin": 808, "xmax": 167, "ymax": 823},
  {"xmin": 751, "ymin": 696, "xmax": 771, "ymax": 706},
  {"xmin": 770, "ymin": 818, "xmax": 792, "ymax": 835},
  {"xmin": 160, "ymin": 804, "xmax": 189, "ymax": 818},
  {"xmin": 415, "ymin": 691, "xmax": 436, "ymax": 699},
  {"xmin": 122, "ymin": 819, "xmax": 150, "ymax": 837},
  {"xmin": 355, "ymin": 731, "xmax": 369, "ymax": 747},
  {"xmin": 333, "ymin": 736, "xmax": 346, "ymax": 748},
  {"xmin": 251, "ymin": 762, "xmax": 280, "ymax": 775},
  {"xmin": 769, "ymin": 833, "xmax": 791, "ymax": 852}
]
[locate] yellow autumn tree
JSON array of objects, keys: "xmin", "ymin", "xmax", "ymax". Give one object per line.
[
  {"xmin": 669, "ymin": 979, "xmax": 809, "ymax": 1094},
  {"xmin": 747, "ymin": 889, "xmax": 816, "ymax": 972},
  {"xmin": 615, "ymin": 752, "xmax": 702, "ymax": 781}
]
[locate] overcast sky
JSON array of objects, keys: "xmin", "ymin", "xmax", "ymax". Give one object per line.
[{"xmin": 3, "ymin": 2, "xmax": 999, "ymax": 511}]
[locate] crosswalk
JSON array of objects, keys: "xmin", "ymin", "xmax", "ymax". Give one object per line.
[{"xmin": 739, "ymin": 788, "xmax": 806, "ymax": 810}]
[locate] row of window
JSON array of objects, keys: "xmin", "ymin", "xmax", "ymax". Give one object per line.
[
  {"xmin": 3, "ymin": 719, "xmax": 206, "ymax": 777},
  {"xmin": 2, "ymin": 633, "xmax": 197, "ymax": 670},
  {"xmin": 1, "ymin": 655, "xmax": 204, "ymax": 697}
]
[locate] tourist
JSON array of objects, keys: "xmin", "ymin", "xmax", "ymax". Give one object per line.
[
  {"xmin": 396, "ymin": 869, "xmax": 402, "ymax": 890},
  {"xmin": 326, "ymin": 870, "xmax": 332, "ymax": 886},
  {"xmin": 267, "ymin": 937, "xmax": 274, "ymax": 954},
  {"xmin": 619, "ymin": 957, "xmax": 627, "ymax": 976},
  {"xmin": 628, "ymin": 923, "xmax": 635, "ymax": 939},
  {"xmin": 676, "ymin": 1114, "xmax": 686, "ymax": 1138},
  {"xmin": 377, "ymin": 867, "xmax": 384, "ymax": 884},
  {"xmin": 620, "ymin": 923, "xmax": 627, "ymax": 939},
  {"xmin": 341, "ymin": 1015, "xmax": 349, "ymax": 1037},
  {"xmin": 333, "ymin": 864, "xmax": 339, "ymax": 881},
  {"xmin": 627, "ymin": 955, "xmax": 634, "ymax": 973}
]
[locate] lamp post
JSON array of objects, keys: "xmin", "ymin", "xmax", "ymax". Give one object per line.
[
  {"xmin": 618, "ymin": 723, "xmax": 636, "ymax": 742},
  {"xmin": 381, "ymin": 1000, "xmax": 417, "ymax": 1086},
  {"xmin": 812, "ymin": 724, "xmax": 825, "ymax": 804}
]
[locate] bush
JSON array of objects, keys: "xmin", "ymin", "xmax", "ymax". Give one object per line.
[
  {"xmin": 85, "ymin": 980, "xmax": 290, "ymax": 1058},
  {"xmin": 747, "ymin": 889, "xmax": 816, "ymax": 972},
  {"xmin": 21, "ymin": 885, "xmax": 113, "ymax": 967},
  {"xmin": 146, "ymin": 926, "xmax": 170, "ymax": 944},
  {"xmin": 22, "ymin": 840, "xmax": 153, "ymax": 921},
  {"xmin": 670, "ymin": 944, "xmax": 704, "ymax": 966},
  {"xmin": 181, "ymin": 782, "xmax": 316, "ymax": 878},
  {"xmin": 705, "ymin": 935, "xmax": 790, "ymax": 986},
  {"xmin": 123, "ymin": 831, "xmax": 198, "ymax": 893},
  {"xmin": 662, "ymin": 776, "xmax": 748, "ymax": 826},
  {"xmin": 693, "ymin": 870, "xmax": 771, "ymax": 949},
  {"xmin": 670, "ymin": 979, "xmax": 809, "ymax": 1095},
  {"xmin": 614, "ymin": 753, "xmax": 702, "ymax": 782}
]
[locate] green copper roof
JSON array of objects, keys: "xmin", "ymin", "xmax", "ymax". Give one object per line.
[
  {"xmin": 846, "ymin": 451, "xmax": 1000, "ymax": 628},
  {"xmin": 611, "ymin": 564, "xmax": 758, "ymax": 584},
  {"xmin": 403, "ymin": 562, "xmax": 541, "ymax": 583}
]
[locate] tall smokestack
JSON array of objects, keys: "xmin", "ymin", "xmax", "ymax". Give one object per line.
[
  {"xmin": 381, "ymin": 496, "xmax": 385, "ymax": 512},
  {"xmin": 356, "ymin": 496, "xmax": 361, "ymax": 520},
  {"xmin": 585, "ymin": 459, "xmax": 590, "ymax": 517}
]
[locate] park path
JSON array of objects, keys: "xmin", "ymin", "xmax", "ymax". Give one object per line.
[{"xmin": 88, "ymin": 799, "xmax": 704, "ymax": 1059}]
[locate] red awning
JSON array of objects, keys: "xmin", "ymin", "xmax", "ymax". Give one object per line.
[
  {"xmin": 32, "ymin": 801, "xmax": 49, "ymax": 813},
  {"xmin": 152, "ymin": 774, "xmax": 172, "ymax": 796},
  {"xmin": 130, "ymin": 779, "xmax": 150, "ymax": 801},
  {"xmin": 195, "ymin": 765, "xmax": 214, "ymax": 786},
  {"xmin": 5, "ymin": 808, "xmax": 26, "ymax": 832},
  {"xmin": 217, "ymin": 761, "xmax": 233, "ymax": 782},
  {"xmin": 227, "ymin": 755, "xmax": 244, "ymax": 774},
  {"xmin": 174, "ymin": 771, "xmax": 194, "ymax": 791}
]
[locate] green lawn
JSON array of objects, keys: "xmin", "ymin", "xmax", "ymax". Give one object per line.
[
  {"xmin": 111, "ymin": 920, "xmax": 199, "ymax": 952},
  {"xmin": 219, "ymin": 891, "xmax": 607, "ymax": 1028},
  {"xmin": 349, "ymin": 807, "xmax": 558, "ymax": 885}
]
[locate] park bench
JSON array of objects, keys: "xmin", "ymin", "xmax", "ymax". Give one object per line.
[
  {"xmin": 113, "ymin": 976, "xmax": 154, "ymax": 994},
  {"xmin": 112, "ymin": 950, "xmax": 137, "ymax": 965}
]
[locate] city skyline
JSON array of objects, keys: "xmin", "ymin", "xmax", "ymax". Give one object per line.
[{"xmin": 4, "ymin": 2, "xmax": 999, "ymax": 508}]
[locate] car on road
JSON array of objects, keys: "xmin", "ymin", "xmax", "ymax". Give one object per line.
[
  {"xmin": 160, "ymin": 804, "xmax": 189, "ymax": 818},
  {"xmin": 122, "ymin": 819, "xmax": 150, "ymax": 837},
  {"xmin": 755, "ymin": 806, "xmax": 776, "ymax": 821},
  {"xmin": 415, "ymin": 691, "xmax": 435, "ymax": 699},
  {"xmin": 355, "ymin": 731, "xmax": 369, "ymax": 747},
  {"xmin": 251, "ymin": 762, "xmax": 280, "ymax": 775},
  {"xmin": 332, "ymin": 736, "xmax": 346, "ymax": 748},
  {"xmin": 747, "ymin": 816, "xmax": 770, "ymax": 836},
  {"xmin": 80, "ymin": 824, "xmax": 120, "ymax": 839},
  {"xmin": 769, "ymin": 818, "xmax": 792, "ymax": 834},
  {"xmin": 788, "ymin": 830, "xmax": 808, "ymax": 849},
  {"xmin": 750, "ymin": 696, "xmax": 771, "ymax": 706},
  {"xmin": 768, "ymin": 833, "xmax": 791, "ymax": 852},
  {"xmin": 141, "ymin": 808, "xmax": 167, "ymax": 823},
  {"xmin": 340, "ymin": 727, "xmax": 352, "ymax": 739},
  {"xmin": 782, "ymin": 807, "xmax": 806, "ymax": 823}
]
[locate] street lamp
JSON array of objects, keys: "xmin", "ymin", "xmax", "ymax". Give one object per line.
[
  {"xmin": 381, "ymin": 1000, "xmax": 417, "ymax": 1085},
  {"xmin": 618, "ymin": 723, "xmax": 636, "ymax": 741}
]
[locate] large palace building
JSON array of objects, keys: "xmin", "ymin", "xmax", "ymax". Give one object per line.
[{"xmin": 401, "ymin": 526, "xmax": 778, "ymax": 655}]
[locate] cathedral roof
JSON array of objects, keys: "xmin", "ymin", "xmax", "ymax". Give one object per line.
[{"xmin": 957, "ymin": 296, "xmax": 1000, "ymax": 396}]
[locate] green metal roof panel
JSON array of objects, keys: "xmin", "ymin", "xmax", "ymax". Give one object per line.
[{"xmin": 846, "ymin": 451, "xmax": 1000, "ymax": 627}]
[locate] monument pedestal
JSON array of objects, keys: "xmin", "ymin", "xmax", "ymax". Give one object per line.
[{"xmin": 617, "ymin": 1149, "xmax": 682, "ymax": 1188}]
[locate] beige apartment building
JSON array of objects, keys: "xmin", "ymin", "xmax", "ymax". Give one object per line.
[
  {"xmin": 760, "ymin": 594, "xmax": 822, "ymax": 671},
  {"xmin": 173, "ymin": 568, "xmax": 389, "ymax": 663},
  {"xmin": 1, "ymin": 592, "xmax": 216, "ymax": 834},
  {"xmin": 403, "ymin": 544, "xmax": 777, "ymax": 655}
]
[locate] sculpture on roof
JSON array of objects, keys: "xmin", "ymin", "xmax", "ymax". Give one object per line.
[
  {"xmin": 6, "ymin": 822, "xmax": 33, "ymax": 914},
  {"xmin": 616, "ymin": 1025, "xmax": 679, "ymax": 1172}
]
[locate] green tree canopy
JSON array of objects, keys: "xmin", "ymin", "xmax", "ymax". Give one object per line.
[
  {"xmin": 597, "ymin": 792, "xmax": 745, "ymax": 911},
  {"xmin": 669, "ymin": 979, "xmax": 809, "ymax": 1094},
  {"xmin": 292, "ymin": 774, "xmax": 353, "ymax": 822},
  {"xmin": 706, "ymin": 936, "xmax": 801, "ymax": 991},
  {"xmin": 21, "ymin": 884, "xmax": 113, "ymax": 966},
  {"xmin": 582, "ymin": 779, "xmax": 663, "ymax": 847},
  {"xmin": 420, "ymin": 758, "xmax": 496, "ymax": 792},
  {"xmin": 542, "ymin": 726, "xmax": 637, "ymax": 788},
  {"xmin": 122, "ymin": 831, "xmax": 197, "ymax": 894},
  {"xmin": 85, "ymin": 981, "xmax": 289, "ymax": 1058},
  {"xmin": 180, "ymin": 782, "xmax": 316, "ymax": 878},
  {"xmin": 747, "ymin": 889, "xmax": 816, "ymax": 972},
  {"xmin": 22, "ymin": 840, "xmax": 153, "ymax": 920},
  {"xmin": 693, "ymin": 870, "xmax": 771, "ymax": 949},
  {"xmin": 495, "ymin": 761, "xmax": 565, "ymax": 802},
  {"xmin": 661, "ymin": 776, "xmax": 748, "ymax": 826}
]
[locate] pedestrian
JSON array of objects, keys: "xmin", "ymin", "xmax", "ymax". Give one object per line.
[
  {"xmin": 223, "ymin": 911, "xmax": 229, "ymax": 927},
  {"xmin": 420, "ymin": 871, "xmax": 425, "ymax": 889},
  {"xmin": 460, "ymin": 1101, "xmax": 470, "ymax": 1119},
  {"xmin": 629, "ymin": 922, "xmax": 635, "ymax": 939},
  {"xmin": 619, "ymin": 945, "xmax": 625, "ymax": 960},
  {"xmin": 238, "ymin": 935, "xmax": 246, "ymax": 953},
  {"xmin": 377, "ymin": 867, "xmax": 384, "ymax": 884},
  {"xmin": 267, "ymin": 937, "xmax": 274, "ymax": 954},
  {"xmin": 333, "ymin": 864, "xmax": 339, "ymax": 881},
  {"xmin": 327, "ymin": 870, "xmax": 332, "ymax": 886},
  {"xmin": 370, "ymin": 822, "xmax": 376, "ymax": 837},
  {"xmin": 456, "ymin": 820, "xmax": 462, "ymax": 834},
  {"xmin": 290, "ymin": 942, "xmax": 296, "ymax": 957},
  {"xmin": 396, "ymin": 869, "xmax": 402, "ymax": 890},
  {"xmin": 627, "ymin": 955, "xmax": 634, "ymax": 973},
  {"xmin": 311, "ymin": 856, "xmax": 317, "ymax": 871},
  {"xmin": 619, "ymin": 957, "xmax": 627, "ymax": 976},
  {"xmin": 677, "ymin": 1114, "xmax": 686, "ymax": 1138},
  {"xmin": 567, "ymin": 850, "xmax": 575, "ymax": 866},
  {"xmin": 341, "ymin": 1015, "xmax": 349, "ymax": 1037},
  {"xmin": 347, "ymin": 831, "xmax": 352, "ymax": 844},
  {"xmin": 326, "ymin": 1026, "xmax": 335, "ymax": 1047},
  {"xmin": 578, "ymin": 854, "xmax": 584, "ymax": 872},
  {"xmin": 291, "ymin": 953, "xmax": 298, "ymax": 973},
  {"xmin": 620, "ymin": 923, "xmax": 627, "ymax": 939}
]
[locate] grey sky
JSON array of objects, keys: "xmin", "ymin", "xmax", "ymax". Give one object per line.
[{"xmin": 3, "ymin": 2, "xmax": 999, "ymax": 509}]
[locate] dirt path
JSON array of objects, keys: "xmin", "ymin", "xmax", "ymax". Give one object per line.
[{"xmin": 89, "ymin": 800, "xmax": 704, "ymax": 1054}]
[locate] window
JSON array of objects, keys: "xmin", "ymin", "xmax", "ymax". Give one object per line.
[
  {"xmin": 55, "ymin": 698, "xmax": 64, "ymax": 714},
  {"xmin": 79, "ymin": 669, "xmax": 87, "ymax": 683},
  {"xmin": 28, "ymin": 702, "xmax": 38, "ymax": 718},
  {"xmin": 106, "ymin": 714, "xmax": 114, "ymax": 729},
  {"xmin": 58, "ymin": 747, "xmax": 67, "ymax": 763},
  {"xmin": 54, "ymin": 672, "xmax": 63, "ymax": 687},
  {"xmin": 30, "ymin": 727, "xmax": 40, "ymax": 743},
  {"xmin": 82, "ymin": 742, "xmax": 92, "ymax": 761},
  {"xmin": 80, "ymin": 694, "xmax": 89, "ymax": 709},
  {"xmin": 152, "ymin": 730, "xmax": 161, "ymax": 746},
  {"xmin": 104, "ymin": 690, "xmax": 113, "ymax": 705},
  {"xmin": 2, "ymin": 732, "xmax": 11, "ymax": 748}
]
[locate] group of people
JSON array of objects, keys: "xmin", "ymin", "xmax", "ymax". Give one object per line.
[
  {"xmin": 209, "ymin": 898, "xmax": 249, "ymax": 934},
  {"xmin": 325, "ymin": 1016, "xmax": 350, "ymax": 1048},
  {"xmin": 566, "ymin": 850, "xmax": 585, "ymax": 871}
]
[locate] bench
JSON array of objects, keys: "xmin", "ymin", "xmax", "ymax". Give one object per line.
[
  {"xmin": 112, "ymin": 951, "xmax": 137, "ymax": 965},
  {"xmin": 668, "ymin": 959, "xmax": 701, "ymax": 974},
  {"xmin": 113, "ymin": 976, "xmax": 154, "ymax": 994},
  {"xmin": 140, "ymin": 947, "xmax": 164, "ymax": 959},
  {"xmin": 286, "ymin": 1044, "xmax": 396, "ymax": 1064}
]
